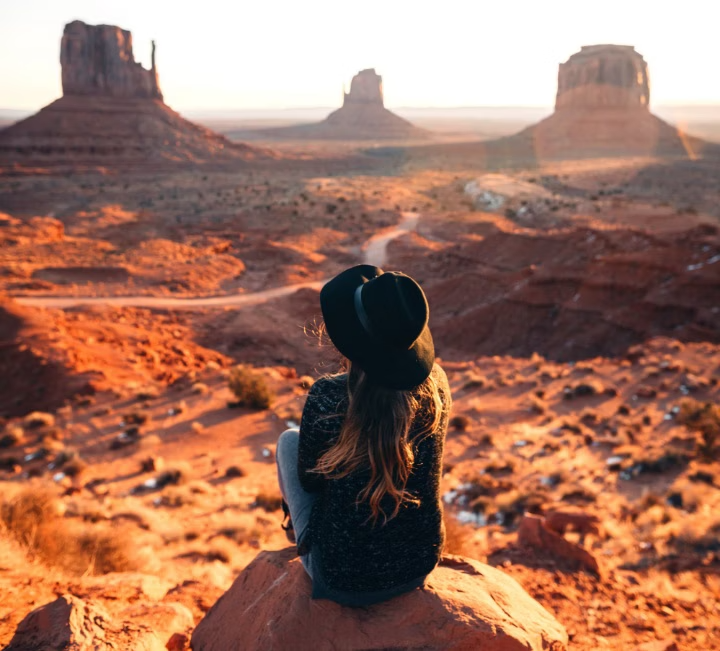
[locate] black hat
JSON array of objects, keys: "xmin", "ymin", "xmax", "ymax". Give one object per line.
[{"xmin": 320, "ymin": 265, "xmax": 435, "ymax": 390}]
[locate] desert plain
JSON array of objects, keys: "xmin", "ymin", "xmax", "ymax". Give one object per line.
[{"xmin": 0, "ymin": 26, "xmax": 719, "ymax": 651}]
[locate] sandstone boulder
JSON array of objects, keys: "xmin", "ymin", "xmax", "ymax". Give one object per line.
[
  {"xmin": 61, "ymin": 20, "xmax": 162, "ymax": 100},
  {"xmin": 191, "ymin": 548, "xmax": 568, "ymax": 651},
  {"xmin": 5, "ymin": 594, "xmax": 193, "ymax": 651}
]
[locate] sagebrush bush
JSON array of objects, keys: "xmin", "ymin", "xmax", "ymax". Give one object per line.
[
  {"xmin": 1, "ymin": 486, "xmax": 137, "ymax": 575},
  {"xmin": 227, "ymin": 365, "xmax": 274, "ymax": 410},
  {"xmin": 677, "ymin": 399, "xmax": 720, "ymax": 461}
]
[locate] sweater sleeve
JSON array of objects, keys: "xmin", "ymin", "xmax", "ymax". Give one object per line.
[{"xmin": 297, "ymin": 377, "xmax": 344, "ymax": 493}]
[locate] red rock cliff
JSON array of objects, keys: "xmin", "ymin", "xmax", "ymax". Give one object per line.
[{"xmin": 61, "ymin": 20, "xmax": 162, "ymax": 100}]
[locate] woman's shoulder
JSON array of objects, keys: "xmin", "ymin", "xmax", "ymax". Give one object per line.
[
  {"xmin": 430, "ymin": 363, "xmax": 451, "ymax": 398},
  {"xmin": 305, "ymin": 373, "xmax": 347, "ymax": 407}
]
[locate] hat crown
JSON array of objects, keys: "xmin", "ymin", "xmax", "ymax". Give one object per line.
[{"xmin": 359, "ymin": 272, "xmax": 428, "ymax": 349}]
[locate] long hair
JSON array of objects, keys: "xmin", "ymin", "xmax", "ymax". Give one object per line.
[{"xmin": 313, "ymin": 362, "xmax": 444, "ymax": 525}]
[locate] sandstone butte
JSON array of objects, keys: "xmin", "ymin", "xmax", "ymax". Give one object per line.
[
  {"xmin": 261, "ymin": 68, "xmax": 428, "ymax": 140},
  {"xmin": 190, "ymin": 548, "xmax": 569, "ymax": 651},
  {"xmin": 0, "ymin": 21, "xmax": 268, "ymax": 167},
  {"xmin": 401, "ymin": 44, "xmax": 718, "ymax": 165},
  {"xmin": 516, "ymin": 44, "xmax": 695, "ymax": 159}
]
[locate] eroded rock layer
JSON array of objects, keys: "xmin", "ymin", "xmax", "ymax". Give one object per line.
[{"xmin": 61, "ymin": 20, "xmax": 162, "ymax": 100}]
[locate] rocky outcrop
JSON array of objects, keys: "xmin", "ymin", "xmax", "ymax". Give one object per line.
[
  {"xmin": 5, "ymin": 594, "xmax": 193, "ymax": 651},
  {"xmin": 191, "ymin": 548, "xmax": 568, "ymax": 651},
  {"xmin": 61, "ymin": 21, "xmax": 162, "ymax": 100},
  {"xmin": 556, "ymin": 45, "xmax": 650, "ymax": 110}
]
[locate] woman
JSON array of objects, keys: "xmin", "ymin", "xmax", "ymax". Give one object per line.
[{"xmin": 276, "ymin": 264, "xmax": 451, "ymax": 606}]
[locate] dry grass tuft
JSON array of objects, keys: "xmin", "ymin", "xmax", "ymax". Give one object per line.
[
  {"xmin": 1, "ymin": 486, "xmax": 138, "ymax": 575},
  {"xmin": 227, "ymin": 365, "xmax": 274, "ymax": 410},
  {"xmin": 442, "ymin": 511, "xmax": 472, "ymax": 555},
  {"xmin": 676, "ymin": 399, "xmax": 720, "ymax": 461}
]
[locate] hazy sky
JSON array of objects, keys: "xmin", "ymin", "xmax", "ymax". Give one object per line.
[{"xmin": 1, "ymin": 0, "xmax": 719, "ymax": 111}]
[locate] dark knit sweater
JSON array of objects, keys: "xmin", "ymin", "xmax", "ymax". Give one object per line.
[{"xmin": 297, "ymin": 364, "xmax": 451, "ymax": 595}]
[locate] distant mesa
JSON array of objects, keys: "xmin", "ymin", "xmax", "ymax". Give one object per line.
[
  {"xmin": 0, "ymin": 21, "xmax": 270, "ymax": 168},
  {"xmin": 255, "ymin": 68, "xmax": 428, "ymax": 140},
  {"xmin": 508, "ymin": 44, "xmax": 707, "ymax": 159}
]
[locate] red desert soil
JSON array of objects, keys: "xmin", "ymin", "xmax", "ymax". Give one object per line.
[{"xmin": 0, "ymin": 148, "xmax": 719, "ymax": 650}]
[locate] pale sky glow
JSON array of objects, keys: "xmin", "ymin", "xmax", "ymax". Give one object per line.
[{"xmin": 1, "ymin": 0, "xmax": 719, "ymax": 111}]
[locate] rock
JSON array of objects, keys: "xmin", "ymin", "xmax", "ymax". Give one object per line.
[
  {"xmin": 61, "ymin": 20, "xmax": 162, "ymax": 99},
  {"xmin": 5, "ymin": 594, "xmax": 167, "ymax": 651},
  {"xmin": 556, "ymin": 45, "xmax": 650, "ymax": 109},
  {"xmin": 191, "ymin": 548, "xmax": 568, "ymax": 651},
  {"xmin": 167, "ymin": 632, "xmax": 190, "ymax": 651},
  {"xmin": 637, "ymin": 641, "xmax": 679, "ymax": 651},
  {"xmin": 517, "ymin": 513, "xmax": 602, "ymax": 576}
]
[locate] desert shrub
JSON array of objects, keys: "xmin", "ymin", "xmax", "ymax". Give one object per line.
[
  {"xmin": 1, "ymin": 486, "xmax": 136, "ymax": 575},
  {"xmin": 191, "ymin": 382, "xmax": 209, "ymax": 395},
  {"xmin": 254, "ymin": 491, "xmax": 283, "ymax": 512},
  {"xmin": 23, "ymin": 412, "xmax": 55, "ymax": 430},
  {"xmin": 0, "ymin": 426, "xmax": 24, "ymax": 449},
  {"xmin": 449, "ymin": 415, "xmax": 470, "ymax": 432},
  {"xmin": 122, "ymin": 411, "xmax": 148, "ymax": 426},
  {"xmin": 676, "ymin": 399, "xmax": 720, "ymax": 460},
  {"xmin": 227, "ymin": 365, "xmax": 274, "ymax": 410}
]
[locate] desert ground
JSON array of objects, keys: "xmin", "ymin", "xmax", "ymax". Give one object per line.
[{"xmin": 1, "ymin": 126, "xmax": 719, "ymax": 649}]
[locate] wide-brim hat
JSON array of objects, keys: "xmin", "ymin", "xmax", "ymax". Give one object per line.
[{"xmin": 319, "ymin": 265, "xmax": 435, "ymax": 391}]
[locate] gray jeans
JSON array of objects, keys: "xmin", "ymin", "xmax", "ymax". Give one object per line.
[{"xmin": 276, "ymin": 428, "xmax": 316, "ymax": 577}]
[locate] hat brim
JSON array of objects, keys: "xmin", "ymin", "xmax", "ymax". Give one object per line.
[{"xmin": 319, "ymin": 265, "xmax": 435, "ymax": 391}]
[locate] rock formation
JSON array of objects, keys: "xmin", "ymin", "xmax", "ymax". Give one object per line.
[
  {"xmin": 520, "ymin": 44, "xmax": 700, "ymax": 158},
  {"xmin": 61, "ymin": 21, "xmax": 162, "ymax": 100},
  {"xmin": 341, "ymin": 68, "xmax": 385, "ymax": 106},
  {"xmin": 402, "ymin": 44, "xmax": 715, "ymax": 164},
  {"xmin": 555, "ymin": 45, "xmax": 650, "ymax": 109},
  {"xmin": 191, "ymin": 548, "xmax": 569, "ymax": 650},
  {"xmin": 258, "ymin": 68, "xmax": 427, "ymax": 140},
  {"xmin": 0, "ymin": 21, "xmax": 268, "ymax": 167}
]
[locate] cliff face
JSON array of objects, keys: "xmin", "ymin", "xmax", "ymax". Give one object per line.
[
  {"xmin": 556, "ymin": 45, "xmax": 649, "ymax": 110},
  {"xmin": 60, "ymin": 20, "xmax": 162, "ymax": 100},
  {"xmin": 343, "ymin": 68, "xmax": 384, "ymax": 106}
]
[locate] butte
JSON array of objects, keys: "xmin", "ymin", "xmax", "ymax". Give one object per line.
[
  {"xmin": 512, "ymin": 44, "xmax": 709, "ymax": 159},
  {"xmin": 402, "ymin": 45, "xmax": 718, "ymax": 166},
  {"xmin": 262, "ymin": 68, "xmax": 427, "ymax": 140},
  {"xmin": 0, "ymin": 21, "xmax": 270, "ymax": 169}
]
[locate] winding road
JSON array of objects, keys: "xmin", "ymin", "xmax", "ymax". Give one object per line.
[{"xmin": 14, "ymin": 212, "xmax": 419, "ymax": 311}]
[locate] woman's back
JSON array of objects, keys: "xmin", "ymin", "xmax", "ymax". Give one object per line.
[{"xmin": 298, "ymin": 364, "xmax": 452, "ymax": 594}]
